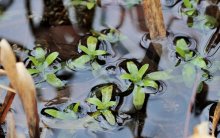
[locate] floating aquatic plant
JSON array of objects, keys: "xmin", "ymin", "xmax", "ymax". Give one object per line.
[
  {"xmin": 71, "ymin": 0, "xmax": 97, "ymax": 10},
  {"xmin": 42, "ymin": 103, "xmax": 80, "ymax": 120},
  {"xmin": 182, "ymin": 0, "xmax": 198, "ymax": 17},
  {"xmin": 120, "ymin": 61, "xmax": 159, "ymax": 110},
  {"xmin": 86, "ymin": 85, "xmax": 116, "ymax": 125},
  {"xmin": 68, "ymin": 36, "xmax": 107, "ymax": 69},
  {"xmin": 92, "ymin": 28, "xmax": 127, "ymax": 43},
  {"xmin": 27, "ymin": 47, "xmax": 64, "ymax": 88}
]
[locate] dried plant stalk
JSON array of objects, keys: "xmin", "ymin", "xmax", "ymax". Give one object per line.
[
  {"xmin": 6, "ymin": 112, "xmax": 16, "ymax": 138},
  {"xmin": 0, "ymin": 84, "xmax": 15, "ymax": 123},
  {"xmin": 0, "ymin": 84, "xmax": 16, "ymax": 93},
  {"xmin": 16, "ymin": 63, "xmax": 40, "ymax": 138},
  {"xmin": 0, "ymin": 39, "xmax": 18, "ymax": 89},
  {"xmin": 142, "ymin": 0, "xmax": 166, "ymax": 39},
  {"xmin": 0, "ymin": 69, "xmax": 6, "ymax": 76},
  {"xmin": 212, "ymin": 102, "xmax": 220, "ymax": 137}
]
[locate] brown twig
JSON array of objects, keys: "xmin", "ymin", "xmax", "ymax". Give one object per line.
[
  {"xmin": 142, "ymin": 0, "xmax": 166, "ymax": 39},
  {"xmin": 0, "ymin": 84, "xmax": 15, "ymax": 123}
]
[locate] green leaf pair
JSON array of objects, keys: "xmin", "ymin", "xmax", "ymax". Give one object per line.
[
  {"xmin": 69, "ymin": 36, "xmax": 107, "ymax": 69},
  {"xmin": 182, "ymin": 0, "xmax": 197, "ymax": 17},
  {"xmin": 97, "ymin": 29, "xmax": 127, "ymax": 43},
  {"xmin": 175, "ymin": 38, "xmax": 193, "ymax": 60},
  {"xmin": 44, "ymin": 103, "xmax": 80, "ymax": 120},
  {"xmin": 72, "ymin": 0, "xmax": 96, "ymax": 10},
  {"xmin": 27, "ymin": 47, "xmax": 64, "ymax": 88},
  {"xmin": 86, "ymin": 85, "xmax": 116, "ymax": 125}
]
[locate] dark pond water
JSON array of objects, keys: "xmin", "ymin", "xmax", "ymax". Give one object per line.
[{"xmin": 0, "ymin": 0, "xmax": 219, "ymax": 138}]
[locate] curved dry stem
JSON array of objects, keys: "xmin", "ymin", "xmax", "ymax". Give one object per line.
[
  {"xmin": 0, "ymin": 84, "xmax": 16, "ymax": 93},
  {"xmin": 16, "ymin": 63, "xmax": 40, "ymax": 138},
  {"xmin": 0, "ymin": 39, "xmax": 18, "ymax": 89}
]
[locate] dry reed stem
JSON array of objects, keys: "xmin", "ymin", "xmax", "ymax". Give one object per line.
[
  {"xmin": 142, "ymin": 0, "xmax": 166, "ymax": 39},
  {"xmin": 0, "ymin": 39, "xmax": 18, "ymax": 89},
  {"xmin": 6, "ymin": 112, "xmax": 16, "ymax": 138},
  {"xmin": 0, "ymin": 69, "xmax": 6, "ymax": 76},
  {"xmin": 212, "ymin": 102, "xmax": 220, "ymax": 137},
  {"xmin": 16, "ymin": 63, "xmax": 40, "ymax": 138},
  {"xmin": 0, "ymin": 84, "xmax": 15, "ymax": 123},
  {"xmin": 0, "ymin": 39, "xmax": 39, "ymax": 138},
  {"xmin": 0, "ymin": 84, "xmax": 16, "ymax": 93}
]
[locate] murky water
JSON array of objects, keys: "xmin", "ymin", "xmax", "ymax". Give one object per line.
[{"xmin": 0, "ymin": 0, "xmax": 219, "ymax": 138}]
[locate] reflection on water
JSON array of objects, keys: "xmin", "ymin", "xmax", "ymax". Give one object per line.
[{"xmin": 0, "ymin": 0, "xmax": 219, "ymax": 138}]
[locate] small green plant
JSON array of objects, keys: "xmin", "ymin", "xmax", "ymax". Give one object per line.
[
  {"xmin": 43, "ymin": 103, "xmax": 80, "ymax": 120},
  {"xmin": 175, "ymin": 39, "xmax": 209, "ymax": 87},
  {"xmin": 27, "ymin": 47, "xmax": 64, "ymax": 88},
  {"xmin": 182, "ymin": 0, "xmax": 197, "ymax": 17},
  {"xmin": 86, "ymin": 85, "xmax": 116, "ymax": 125},
  {"xmin": 68, "ymin": 36, "xmax": 107, "ymax": 69},
  {"xmin": 175, "ymin": 38, "xmax": 194, "ymax": 61},
  {"xmin": 71, "ymin": 0, "xmax": 96, "ymax": 10},
  {"xmin": 120, "ymin": 61, "xmax": 158, "ymax": 110},
  {"xmin": 92, "ymin": 28, "xmax": 127, "ymax": 43},
  {"xmin": 203, "ymin": 15, "xmax": 218, "ymax": 29}
]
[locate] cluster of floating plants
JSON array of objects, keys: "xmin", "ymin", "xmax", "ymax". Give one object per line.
[
  {"xmin": 181, "ymin": 0, "xmax": 218, "ymax": 28},
  {"xmin": 25, "ymin": 26, "xmax": 218, "ymax": 128}
]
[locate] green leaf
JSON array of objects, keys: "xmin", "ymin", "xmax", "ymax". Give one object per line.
[
  {"xmin": 197, "ymin": 82, "xmax": 203, "ymax": 93},
  {"xmin": 138, "ymin": 64, "xmax": 149, "ymax": 79},
  {"xmin": 87, "ymin": 97, "xmax": 104, "ymax": 109},
  {"xmin": 176, "ymin": 39, "xmax": 189, "ymax": 59},
  {"xmin": 101, "ymin": 85, "xmax": 113, "ymax": 103},
  {"xmin": 142, "ymin": 79, "xmax": 158, "ymax": 89},
  {"xmin": 185, "ymin": 9, "xmax": 196, "ymax": 16},
  {"xmin": 28, "ymin": 69, "xmax": 41, "ymax": 75},
  {"xmin": 35, "ymin": 47, "xmax": 46, "ymax": 61},
  {"xmin": 45, "ymin": 52, "xmax": 59, "ymax": 67},
  {"xmin": 183, "ymin": 0, "xmax": 192, "ymax": 8},
  {"xmin": 69, "ymin": 55, "xmax": 91, "ymax": 69},
  {"xmin": 104, "ymin": 101, "xmax": 117, "ymax": 108},
  {"xmin": 190, "ymin": 56, "xmax": 207, "ymax": 69},
  {"xmin": 46, "ymin": 73, "xmax": 64, "ymax": 88},
  {"xmin": 86, "ymin": 2, "xmax": 95, "ymax": 10},
  {"xmin": 29, "ymin": 56, "xmax": 40, "ymax": 66},
  {"xmin": 133, "ymin": 86, "xmax": 145, "ymax": 110},
  {"xmin": 44, "ymin": 109, "xmax": 77, "ymax": 120},
  {"xmin": 73, "ymin": 102, "xmax": 80, "ymax": 113},
  {"xmin": 147, "ymin": 70, "xmax": 173, "ymax": 80},
  {"xmin": 182, "ymin": 64, "xmax": 196, "ymax": 88},
  {"xmin": 204, "ymin": 15, "xmax": 218, "ymax": 29},
  {"xmin": 127, "ymin": 61, "xmax": 138, "ymax": 75},
  {"xmin": 120, "ymin": 73, "xmax": 133, "ymax": 80},
  {"xmin": 102, "ymin": 110, "xmax": 115, "ymax": 125},
  {"xmin": 79, "ymin": 45, "xmax": 91, "ymax": 55},
  {"xmin": 87, "ymin": 36, "xmax": 98, "ymax": 52},
  {"xmin": 94, "ymin": 50, "xmax": 107, "ymax": 56}
]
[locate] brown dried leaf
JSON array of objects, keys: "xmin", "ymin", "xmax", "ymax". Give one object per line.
[
  {"xmin": 212, "ymin": 102, "xmax": 220, "ymax": 136},
  {"xmin": 16, "ymin": 63, "xmax": 40, "ymax": 138},
  {"xmin": 0, "ymin": 39, "xmax": 18, "ymax": 89},
  {"xmin": 190, "ymin": 122, "xmax": 214, "ymax": 138}
]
